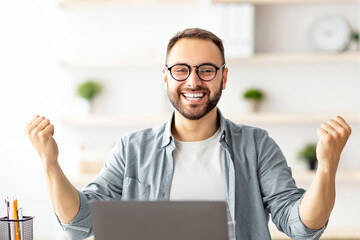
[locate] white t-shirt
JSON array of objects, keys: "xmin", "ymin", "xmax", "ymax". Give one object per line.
[
  {"xmin": 169, "ymin": 128, "xmax": 235, "ymax": 240},
  {"xmin": 170, "ymin": 127, "xmax": 226, "ymax": 201}
]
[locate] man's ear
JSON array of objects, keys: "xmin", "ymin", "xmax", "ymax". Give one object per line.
[
  {"xmin": 163, "ymin": 66, "xmax": 168, "ymax": 90},
  {"xmin": 222, "ymin": 67, "xmax": 228, "ymax": 90}
]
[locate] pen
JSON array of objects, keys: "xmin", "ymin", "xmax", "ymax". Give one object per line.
[
  {"xmin": 9, "ymin": 202, "xmax": 15, "ymax": 240},
  {"xmin": 5, "ymin": 198, "xmax": 11, "ymax": 240},
  {"xmin": 13, "ymin": 197, "xmax": 20, "ymax": 240},
  {"xmin": 17, "ymin": 208, "xmax": 24, "ymax": 240}
]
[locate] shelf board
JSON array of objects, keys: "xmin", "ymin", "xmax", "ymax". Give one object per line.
[
  {"xmin": 62, "ymin": 114, "xmax": 170, "ymax": 127},
  {"xmin": 60, "ymin": 52, "xmax": 360, "ymax": 69},
  {"xmin": 228, "ymin": 112, "xmax": 360, "ymax": 124},
  {"xmin": 292, "ymin": 170, "xmax": 360, "ymax": 183},
  {"xmin": 62, "ymin": 112, "xmax": 360, "ymax": 128},
  {"xmin": 60, "ymin": 58, "xmax": 164, "ymax": 69},
  {"xmin": 212, "ymin": 0, "xmax": 359, "ymax": 5},
  {"xmin": 227, "ymin": 52, "xmax": 360, "ymax": 65}
]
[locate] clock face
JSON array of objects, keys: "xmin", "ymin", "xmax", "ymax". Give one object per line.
[{"xmin": 309, "ymin": 15, "xmax": 351, "ymax": 52}]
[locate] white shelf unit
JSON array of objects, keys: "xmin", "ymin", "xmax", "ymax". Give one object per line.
[
  {"xmin": 211, "ymin": 0, "xmax": 360, "ymax": 61},
  {"xmin": 62, "ymin": 112, "xmax": 360, "ymax": 128},
  {"xmin": 60, "ymin": 2, "xmax": 360, "ymax": 239}
]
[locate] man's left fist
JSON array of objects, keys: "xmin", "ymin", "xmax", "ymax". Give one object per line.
[{"xmin": 316, "ymin": 115, "xmax": 352, "ymax": 172}]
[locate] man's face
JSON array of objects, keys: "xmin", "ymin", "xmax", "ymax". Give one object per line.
[{"xmin": 163, "ymin": 39, "xmax": 228, "ymax": 120}]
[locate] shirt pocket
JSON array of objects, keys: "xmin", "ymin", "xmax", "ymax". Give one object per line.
[{"xmin": 122, "ymin": 177, "xmax": 151, "ymax": 200}]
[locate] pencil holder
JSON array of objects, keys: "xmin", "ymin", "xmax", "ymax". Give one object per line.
[{"xmin": 0, "ymin": 216, "xmax": 34, "ymax": 240}]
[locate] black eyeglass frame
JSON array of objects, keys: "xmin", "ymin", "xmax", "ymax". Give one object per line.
[{"xmin": 165, "ymin": 63, "xmax": 226, "ymax": 82}]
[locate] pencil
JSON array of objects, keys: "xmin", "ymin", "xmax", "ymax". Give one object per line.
[{"xmin": 13, "ymin": 197, "xmax": 20, "ymax": 240}]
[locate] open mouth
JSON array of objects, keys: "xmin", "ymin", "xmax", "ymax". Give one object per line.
[{"xmin": 182, "ymin": 92, "xmax": 205, "ymax": 101}]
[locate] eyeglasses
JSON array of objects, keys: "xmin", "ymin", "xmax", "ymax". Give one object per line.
[{"xmin": 165, "ymin": 63, "xmax": 225, "ymax": 82}]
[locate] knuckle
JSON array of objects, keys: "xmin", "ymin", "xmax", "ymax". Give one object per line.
[
  {"xmin": 339, "ymin": 128, "xmax": 347, "ymax": 136},
  {"xmin": 323, "ymin": 135, "xmax": 332, "ymax": 143},
  {"xmin": 348, "ymin": 126, "xmax": 352, "ymax": 135},
  {"xmin": 31, "ymin": 131, "xmax": 37, "ymax": 138},
  {"xmin": 38, "ymin": 131, "xmax": 46, "ymax": 138}
]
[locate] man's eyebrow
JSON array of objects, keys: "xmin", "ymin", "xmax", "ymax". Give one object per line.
[
  {"xmin": 171, "ymin": 62, "xmax": 189, "ymax": 66},
  {"xmin": 198, "ymin": 61, "xmax": 221, "ymax": 66},
  {"xmin": 171, "ymin": 61, "xmax": 221, "ymax": 66}
]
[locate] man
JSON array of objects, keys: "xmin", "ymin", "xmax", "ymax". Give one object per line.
[{"xmin": 26, "ymin": 28, "xmax": 351, "ymax": 240}]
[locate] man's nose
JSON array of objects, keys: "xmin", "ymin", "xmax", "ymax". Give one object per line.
[{"xmin": 185, "ymin": 68, "xmax": 202, "ymax": 88}]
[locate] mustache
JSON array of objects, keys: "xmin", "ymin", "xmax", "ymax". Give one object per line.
[{"xmin": 178, "ymin": 86, "xmax": 209, "ymax": 93}]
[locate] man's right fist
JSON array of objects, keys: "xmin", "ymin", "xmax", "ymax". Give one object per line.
[{"xmin": 25, "ymin": 115, "xmax": 59, "ymax": 167}]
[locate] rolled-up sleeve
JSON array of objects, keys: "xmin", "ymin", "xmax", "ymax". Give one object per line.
[
  {"xmin": 256, "ymin": 129, "xmax": 327, "ymax": 239},
  {"xmin": 56, "ymin": 138, "xmax": 127, "ymax": 239},
  {"xmin": 56, "ymin": 190, "xmax": 92, "ymax": 239},
  {"xmin": 287, "ymin": 198, "xmax": 327, "ymax": 240}
]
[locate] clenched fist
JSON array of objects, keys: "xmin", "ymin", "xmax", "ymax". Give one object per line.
[
  {"xmin": 316, "ymin": 115, "xmax": 352, "ymax": 172},
  {"xmin": 25, "ymin": 115, "xmax": 59, "ymax": 168}
]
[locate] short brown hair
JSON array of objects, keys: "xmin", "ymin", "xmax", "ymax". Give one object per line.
[{"xmin": 166, "ymin": 28, "xmax": 225, "ymax": 65}]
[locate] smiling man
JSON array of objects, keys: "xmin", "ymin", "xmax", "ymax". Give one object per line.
[{"xmin": 26, "ymin": 28, "xmax": 351, "ymax": 240}]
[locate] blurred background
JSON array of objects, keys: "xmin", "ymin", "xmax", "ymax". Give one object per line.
[{"xmin": 0, "ymin": 0, "xmax": 359, "ymax": 239}]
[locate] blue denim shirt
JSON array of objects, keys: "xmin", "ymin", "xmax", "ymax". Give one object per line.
[{"xmin": 59, "ymin": 109, "xmax": 326, "ymax": 239}]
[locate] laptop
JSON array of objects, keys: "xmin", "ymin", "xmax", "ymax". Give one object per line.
[{"xmin": 89, "ymin": 201, "xmax": 229, "ymax": 240}]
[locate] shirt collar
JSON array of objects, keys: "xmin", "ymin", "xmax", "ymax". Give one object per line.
[
  {"xmin": 161, "ymin": 111, "xmax": 175, "ymax": 148},
  {"xmin": 161, "ymin": 108, "xmax": 228, "ymax": 148}
]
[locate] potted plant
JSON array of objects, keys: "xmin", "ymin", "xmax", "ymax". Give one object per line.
[
  {"xmin": 76, "ymin": 80, "xmax": 102, "ymax": 114},
  {"xmin": 242, "ymin": 88, "xmax": 264, "ymax": 112},
  {"xmin": 351, "ymin": 31, "xmax": 359, "ymax": 51},
  {"xmin": 298, "ymin": 142, "xmax": 317, "ymax": 170}
]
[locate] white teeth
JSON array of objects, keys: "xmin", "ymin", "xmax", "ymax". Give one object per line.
[{"xmin": 183, "ymin": 93, "xmax": 204, "ymax": 100}]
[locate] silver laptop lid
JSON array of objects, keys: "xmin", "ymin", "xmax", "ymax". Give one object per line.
[{"xmin": 90, "ymin": 201, "xmax": 229, "ymax": 240}]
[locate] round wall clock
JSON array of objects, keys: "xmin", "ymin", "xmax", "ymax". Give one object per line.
[{"xmin": 309, "ymin": 15, "xmax": 351, "ymax": 52}]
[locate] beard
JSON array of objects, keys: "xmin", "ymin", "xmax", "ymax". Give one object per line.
[{"xmin": 167, "ymin": 79, "xmax": 223, "ymax": 120}]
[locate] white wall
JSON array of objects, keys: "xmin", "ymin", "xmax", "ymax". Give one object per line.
[{"xmin": 0, "ymin": 0, "xmax": 64, "ymax": 239}]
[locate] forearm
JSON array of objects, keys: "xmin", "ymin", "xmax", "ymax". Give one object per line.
[
  {"xmin": 299, "ymin": 166, "xmax": 336, "ymax": 230},
  {"xmin": 43, "ymin": 160, "xmax": 80, "ymax": 224},
  {"xmin": 25, "ymin": 116, "xmax": 81, "ymax": 224}
]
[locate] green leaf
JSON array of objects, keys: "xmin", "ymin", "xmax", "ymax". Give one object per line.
[
  {"xmin": 298, "ymin": 142, "xmax": 317, "ymax": 164},
  {"xmin": 243, "ymin": 88, "xmax": 264, "ymax": 101},
  {"xmin": 77, "ymin": 80, "xmax": 102, "ymax": 101}
]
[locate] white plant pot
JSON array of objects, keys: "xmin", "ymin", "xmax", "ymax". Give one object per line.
[
  {"xmin": 245, "ymin": 100, "xmax": 261, "ymax": 113},
  {"xmin": 77, "ymin": 99, "xmax": 93, "ymax": 115}
]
